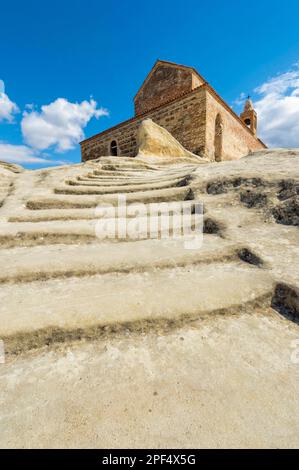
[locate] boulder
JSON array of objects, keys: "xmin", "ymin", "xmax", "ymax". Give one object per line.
[{"xmin": 136, "ymin": 118, "xmax": 207, "ymax": 163}]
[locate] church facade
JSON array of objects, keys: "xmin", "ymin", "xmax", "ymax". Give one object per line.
[{"xmin": 80, "ymin": 60, "xmax": 266, "ymax": 162}]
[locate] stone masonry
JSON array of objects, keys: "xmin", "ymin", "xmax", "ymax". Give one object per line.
[{"xmin": 80, "ymin": 60, "xmax": 266, "ymax": 162}]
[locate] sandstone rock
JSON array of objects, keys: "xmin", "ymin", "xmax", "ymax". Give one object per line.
[
  {"xmin": 0, "ymin": 147, "xmax": 298, "ymax": 448},
  {"xmin": 0, "ymin": 160, "xmax": 24, "ymax": 174},
  {"xmin": 136, "ymin": 118, "xmax": 207, "ymax": 162}
]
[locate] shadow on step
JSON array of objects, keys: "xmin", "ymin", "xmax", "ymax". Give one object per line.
[
  {"xmin": 271, "ymin": 283, "xmax": 299, "ymax": 325},
  {"xmin": 237, "ymin": 248, "xmax": 264, "ymax": 267},
  {"xmin": 203, "ymin": 217, "xmax": 224, "ymax": 236}
]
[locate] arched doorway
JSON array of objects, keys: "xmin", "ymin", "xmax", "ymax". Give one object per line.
[
  {"xmin": 110, "ymin": 140, "xmax": 118, "ymax": 156},
  {"xmin": 214, "ymin": 114, "xmax": 223, "ymax": 162}
]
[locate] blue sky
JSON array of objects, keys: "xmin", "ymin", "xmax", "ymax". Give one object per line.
[{"xmin": 1, "ymin": 0, "xmax": 299, "ymax": 168}]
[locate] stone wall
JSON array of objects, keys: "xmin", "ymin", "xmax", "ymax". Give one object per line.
[
  {"xmin": 81, "ymin": 88, "xmax": 207, "ymax": 161},
  {"xmin": 81, "ymin": 84, "xmax": 266, "ymax": 163},
  {"xmin": 204, "ymin": 87, "xmax": 265, "ymax": 161},
  {"xmin": 134, "ymin": 64, "xmax": 203, "ymax": 116}
]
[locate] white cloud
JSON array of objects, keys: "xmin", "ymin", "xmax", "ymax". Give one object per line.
[
  {"xmin": 253, "ymin": 64, "xmax": 299, "ymax": 147},
  {"xmin": 233, "ymin": 92, "xmax": 246, "ymax": 107},
  {"xmin": 0, "ymin": 80, "xmax": 19, "ymax": 123},
  {"xmin": 21, "ymin": 97, "xmax": 108, "ymax": 152},
  {"xmin": 0, "ymin": 143, "xmax": 64, "ymax": 165}
]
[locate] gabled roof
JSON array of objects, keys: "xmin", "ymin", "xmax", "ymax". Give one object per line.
[{"xmin": 133, "ymin": 59, "xmax": 207, "ymax": 101}]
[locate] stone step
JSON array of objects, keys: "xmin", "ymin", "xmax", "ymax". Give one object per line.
[
  {"xmin": 92, "ymin": 164, "xmax": 196, "ymax": 173},
  {"xmin": 91, "ymin": 166, "xmax": 196, "ymax": 177},
  {"xmin": 26, "ymin": 186, "xmax": 192, "ymax": 210},
  {"xmin": 92, "ymin": 168, "xmax": 158, "ymax": 176},
  {"xmin": 97, "ymin": 164, "xmax": 156, "ymax": 171},
  {"xmin": 8, "ymin": 208, "xmax": 102, "ymax": 223},
  {"xmin": 0, "ymin": 211, "xmax": 206, "ymax": 247},
  {"xmin": 8, "ymin": 200, "xmax": 200, "ymax": 222},
  {"xmin": 74, "ymin": 174, "xmax": 190, "ymax": 186},
  {"xmin": 91, "ymin": 170, "xmax": 157, "ymax": 177},
  {"xmin": 55, "ymin": 178, "xmax": 189, "ymax": 195},
  {"xmin": 0, "ymin": 235, "xmax": 236, "ymax": 283},
  {"xmin": 0, "ymin": 262, "xmax": 274, "ymax": 353},
  {"xmin": 85, "ymin": 171, "xmax": 192, "ymax": 181}
]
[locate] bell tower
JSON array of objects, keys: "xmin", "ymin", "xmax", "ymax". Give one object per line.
[{"xmin": 240, "ymin": 96, "xmax": 257, "ymax": 136}]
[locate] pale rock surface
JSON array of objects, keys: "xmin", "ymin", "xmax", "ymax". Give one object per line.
[
  {"xmin": 136, "ymin": 118, "xmax": 207, "ymax": 163},
  {"xmin": 0, "ymin": 140, "xmax": 298, "ymax": 448}
]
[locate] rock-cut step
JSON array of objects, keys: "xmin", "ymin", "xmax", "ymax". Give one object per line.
[
  {"xmin": 0, "ymin": 211, "xmax": 209, "ymax": 247},
  {"xmin": 55, "ymin": 177, "xmax": 190, "ymax": 194},
  {"xmin": 0, "ymin": 262, "xmax": 274, "ymax": 354},
  {"xmin": 78, "ymin": 172, "xmax": 191, "ymax": 184},
  {"xmin": 0, "ymin": 235, "xmax": 237, "ymax": 283},
  {"xmin": 26, "ymin": 186, "xmax": 192, "ymax": 210},
  {"xmin": 66, "ymin": 175, "xmax": 190, "ymax": 189},
  {"xmin": 8, "ymin": 200, "xmax": 199, "ymax": 223}
]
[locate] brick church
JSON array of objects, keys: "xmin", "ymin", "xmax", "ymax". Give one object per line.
[{"xmin": 80, "ymin": 60, "xmax": 266, "ymax": 162}]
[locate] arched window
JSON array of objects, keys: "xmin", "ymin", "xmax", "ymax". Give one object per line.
[
  {"xmin": 214, "ymin": 114, "xmax": 223, "ymax": 162},
  {"xmin": 110, "ymin": 140, "xmax": 118, "ymax": 156}
]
